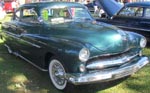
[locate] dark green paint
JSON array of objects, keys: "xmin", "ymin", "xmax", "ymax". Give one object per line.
[{"xmin": 1, "ymin": 2, "xmax": 144, "ymax": 73}]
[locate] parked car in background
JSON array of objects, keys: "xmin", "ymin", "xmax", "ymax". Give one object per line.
[
  {"xmin": 3, "ymin": 0, "xmax": 13, "ymax": 13},
  {"xmin": 97, "ymin": 0, "xmax": 150, "ymax": 42},
  {"xmin": 85, "ymin": 2, "xmax": 94, "ymax": 12},
  {"xmin": 85, "ymin": 2, "xmax": 106, "ymax": 17},
  {"xmin": 1, "ymin": 1, "xmax": 149, "ymax": 91}
]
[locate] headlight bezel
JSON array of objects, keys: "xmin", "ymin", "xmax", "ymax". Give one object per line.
[
  {"xmin": 140, "ymin": 37, "xmax": 147, "ymax": 48},
  {"xmin": 79, "ymin": 48, "xmax": 90, "ymax": 62}
]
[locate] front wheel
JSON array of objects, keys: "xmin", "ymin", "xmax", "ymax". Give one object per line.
[{"xmin": 48, "ymin": 57, "xmax": 67, "ymax": 90}]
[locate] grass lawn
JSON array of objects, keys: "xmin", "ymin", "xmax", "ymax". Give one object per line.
[{"xmin": 0, "ymin": 14, "xmax": 150, "ymax": 93}]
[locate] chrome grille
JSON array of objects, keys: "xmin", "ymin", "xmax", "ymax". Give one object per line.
[{"xmin": 86, "ymin": 51, "xmax": 139, "ymax": 70}]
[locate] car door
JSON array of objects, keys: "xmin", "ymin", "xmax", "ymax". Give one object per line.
[{"xmin": 13, "ymin": 6, "xmax": 45, "ymax": 67}]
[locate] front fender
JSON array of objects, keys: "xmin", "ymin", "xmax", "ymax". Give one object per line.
[
  {"xmin": 42, "ymin": 36, "xmax": 87, "ymax": 73},
  {"xmin": 126, "ymin": 31, "xmax": 145, "ymax": 48}
]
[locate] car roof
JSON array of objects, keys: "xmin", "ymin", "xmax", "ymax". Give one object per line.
[
  {"xmin": 126, "ymin": 2, "xmax": 150, "ymax": 7},
  {"xmin": 21, "ymin": 1, "xmax": 84, "ymax": 8}
]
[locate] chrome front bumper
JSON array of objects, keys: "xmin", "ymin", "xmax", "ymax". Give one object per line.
[{"xmin": 67, "ymin": 57, "xmax": 149, "ymax": 85}]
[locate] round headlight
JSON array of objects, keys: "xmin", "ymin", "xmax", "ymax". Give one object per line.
[
  {"xmin": 140, "ymin": 38, "xmax": 147, "ymax": 48},
  {"xmin": 79, "ymin": 48, "xmax": 90, "ymax": 62}
]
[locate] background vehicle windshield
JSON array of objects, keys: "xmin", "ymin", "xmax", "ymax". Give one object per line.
[{"xmin": 69, "ymin": 7, "xmax": 92, "ymax": 20}]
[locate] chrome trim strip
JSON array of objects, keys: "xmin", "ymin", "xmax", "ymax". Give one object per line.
[
  {"xmin": 6, "ymin": 31, "xmax": 20, "ymax": 39},
  {"xmin": 22, "ymin": 38, "xmax": 41, "ymax": 48},
  {"xmin": 18, "ymin": 54, "xmax": 48, "ymax": 72},
  {"xmin": 67, "ymin": 57, "xmax": 149, "ymax": 85},
  {"xmin": 4, "ymin": 44, "xmax": 12, "ymax": 54},
  {"xmin": 86, "ymin": 53, "xmax": 138, "ymax": 69},
  {"xmin": 4, "ymin": 44, "xmax": 47, "ymax": 72},
  {"xmin": 5, "ymin": 31, "xmax": 41, "ymax": 48}
]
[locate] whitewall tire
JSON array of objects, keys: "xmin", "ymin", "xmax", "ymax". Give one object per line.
[{"xmin": 49, "ymin": 58, "xmax": 67, "ymax": 90}]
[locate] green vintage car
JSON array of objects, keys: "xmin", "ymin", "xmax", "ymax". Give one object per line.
[{"xmin": 1, "ymin": 1, "xmax": 149, "ymax": 90}]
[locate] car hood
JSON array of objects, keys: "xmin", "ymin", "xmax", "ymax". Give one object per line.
[
  {"xmin": 47, "ymin": 21, "xmax": 131, "ymax": 54},
  {"xmin": 97, "ymin": 0, "xmax": 123, "ymax": 17}
]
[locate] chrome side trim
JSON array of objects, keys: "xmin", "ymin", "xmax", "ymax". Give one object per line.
[
  {"xmin": 21, "ymin": 38, "xmax": 41, "ymax": 48},
  {"xmin": 5, "ymin": 31, "xmax": 20, "ymax": 39},
  {"xmin": 67, "ymin": 57, "xmax": 149, "ymax": 85},
  {"xmin": 4, "ymin": 44, "xmax": 12, "ymax": 54},
  {"xmin": 4, "ymin": 44, "xmax": 47, "ymax": 72},
  {"xmin": 5, "ymin": 31, "xmax": 41, "ymax": 48},
  {"xmin": 18, "ymin": 54, "xmax": 48, "ymax": 72}
]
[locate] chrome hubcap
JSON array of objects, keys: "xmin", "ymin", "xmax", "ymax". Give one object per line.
[{"xmin": 51, "ymin": 61, "xmax": 66, "ymax": 86}]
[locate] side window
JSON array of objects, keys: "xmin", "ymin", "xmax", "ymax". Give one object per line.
[
  {"xmin": 135, "ymin": 8, "xmax": 143, "ymax": 17},
  {"xmin": 51, "ymin": 8, "xmax": 70, "ymax": 18},
  {"xmin": 21, "ymin": 8, "xmax": 38, "ymax": 23},
  {"xmin": 145, "ymin": 8, "xmax": 150, "ymax": 18},
  {"xmin": 41, "ymin": 8, "xmax": 71, "ymax": 22},
  {"xmin": 119, "ymin": 7, "xmax": 142, "ymax": 17}
]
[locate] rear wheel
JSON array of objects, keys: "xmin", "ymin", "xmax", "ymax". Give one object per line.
[{"xmin": 48, "ymin": 57, "xmax": 67, "ymax": 90}]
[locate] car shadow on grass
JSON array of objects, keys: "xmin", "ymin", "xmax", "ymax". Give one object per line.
[
  {"xmin": 64, "ymin": 77, "xmax": 129, "ymax": 93},
  {"xmin": 0, "ymin": 43, "xmax": 60, "ymax": 93}
]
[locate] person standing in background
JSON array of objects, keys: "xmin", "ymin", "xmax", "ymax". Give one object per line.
[
  {"xmin": 12, "ymin": 0, "xmax": 17, "ymax": 12},
  {"xmin": 0, "ymin": 0, "xmax": 6, "ymax": 20},
  {"xmin": 0, "ymin": 0, "xmax": 4, "ymax": 8},
  {"xmin": 18, "ymin": 0, "xmax": 25, "ymax": 5},
  {"xmin": 82, "ymin": 0, "xmax": 87, "ymax": 4},
  {"xmin": 93, "ymin": 0, "xmax": 99, "ymax": 14}
]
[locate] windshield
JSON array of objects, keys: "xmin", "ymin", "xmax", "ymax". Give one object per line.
[
  {"xmin": 69, "ymin": 7, "xmax": 92, "ymax": 20},
  {"xmin": 40, "ymin": 7, "xmax": 93, "ymax": 24}
]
